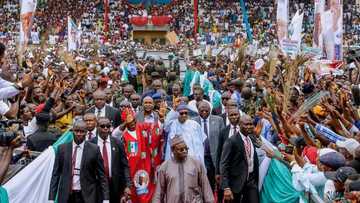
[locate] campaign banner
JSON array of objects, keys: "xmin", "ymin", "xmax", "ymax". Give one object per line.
[
  {"xmin": 323, "ymin": 0, "xmax": 343, "ymax": 60},
  {"xmin": 276, "ymin": 0, "xmax": 289, "ymax": 45},
  {"xmin": 281, "ymin": 39, "xmax": 299, "ymax": 57},
  {"xmin": 239, "ymin": 0, "xmax": 253, "ymax": 42},
  {"xmin": 19, "ymin": 0, "xmax": 37, "ymax": 49},
  {"xmin": 289, "ymin": 10, "xmax": 304, "ymax": 53},
  {"xmin": 313, "ymin": 0, "xmax": 325, "ymax": 51},
  {"xmin": 30, "ymin": 31, "xmax": 39, "ymax": 44},
  {"xmin": 302, "ymin": 46, "xmax": 322, "ymax": 59},
  {"xmin": 67, "ymin": 17, "xmax": 81, "ymax": 51},
  {"xmin": 308, "ymin": 60, "xmax": 344, "ymax": 78}
]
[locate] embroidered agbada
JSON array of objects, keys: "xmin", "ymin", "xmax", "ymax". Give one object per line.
[{"xmin": 152, "ymin": 157, "xmax": 214, "ymax": 203}]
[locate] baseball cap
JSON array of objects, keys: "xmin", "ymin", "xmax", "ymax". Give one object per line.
[{"xmin": 325, "ymin": 167, "xmax": 357, "ymax": 183}]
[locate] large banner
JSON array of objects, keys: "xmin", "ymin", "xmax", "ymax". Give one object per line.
[
  {"xmin": 276, "ymin": 0, "xmax": 289, "ymax": 47},
  {"xmin": 19, "ymin": 0, "xmax": 37, "ymax": 49},
  {"xmin": 67, "ymin": 17, "xmax": 81, "ymax": 51},
  {"xmin": 323, "ymin": 0, "xmax": 343, "ymax": 60},
  {"xmin": 289, "ymin": 10, "xmax": 304, "ymax": 53},
  {"xmin": 313, "ymin": 0, "xmax": 325, "ymax": 52},
  {"xmin": 239, "ymin": 0, "xmax": 253, "ymax": 43}
]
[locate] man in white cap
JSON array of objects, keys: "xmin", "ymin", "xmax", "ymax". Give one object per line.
[{"xmin": 164, "ymin": 103, "xmax": 206, "ymax": 166}]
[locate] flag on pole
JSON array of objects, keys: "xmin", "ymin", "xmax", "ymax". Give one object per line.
[
  {"xmin": 19, "ymin": 0, "xmax": 37, "ymax": 50},
  {"xmin": 67, "ymin": 17, "xmax": 81, "ymax": 51},
  {"xmin": 276, "ymin": 0, "xmax": 289, "ymax": 48},
  {"xmin": 0, "ymin": 131, "xmax": 74, "ymax": 203}
]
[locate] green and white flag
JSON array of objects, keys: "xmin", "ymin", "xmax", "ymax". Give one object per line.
[{"xmin": 0, "ymin": 131, "xmax": 74, "ymax": 203}]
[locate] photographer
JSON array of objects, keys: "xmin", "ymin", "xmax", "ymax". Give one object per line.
[
  {"xmin": 0, "ymin": 42, "xmax": 33, "ymax": 100},
  {"xmin": 0, "ymin": 134, "xmax": 22, "ymax": 184}
]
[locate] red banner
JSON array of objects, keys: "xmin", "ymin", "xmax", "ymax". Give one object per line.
[
  {"xmin": 151, "ymin": 16, "xmax": 172, "ymax": 26},
  {"xmin": 103, "ymin": 0, "xmax": 110, "ymax": 41},
  {"xmin": 194, "ymin": 0, "xmax": 198, "ymax": 34},
  {"xmin": 130, "ymin": 16, "xmax": 148, "ymax": 26}
]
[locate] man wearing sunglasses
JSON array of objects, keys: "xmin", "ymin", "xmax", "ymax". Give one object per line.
[
  {"xmin": 164, "ymin": 103, "xmax": 206, "ymax": 166},
  {"xmin": 89, "ymin": 117, "xmax": 131, "ymax": 203}
]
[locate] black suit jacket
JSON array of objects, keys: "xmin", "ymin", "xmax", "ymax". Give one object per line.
[
  {"xmin": 49, "ymin": 141, "xmax": 110, "ymax": 203},
  {"xmin": 220, "ymin": 113, "xmax": 227, "ymax": 125},
  {"xmin": 86, "ymin": 105, "xmax": 121, "ymax": 128},
  {"xmin": 216, "ymin": 125, "xmax": 230, "ymax": 175},
  {"xmin": 26, "ymin": 128, "xmax": 60, "ymax": 152},
  {"xmin": 220, "ymin": 133, "xmax": 259, "ymax": 194},
  {"xmin": 90, "ymin": 136, "xmax": 132, "ymax": 203}
]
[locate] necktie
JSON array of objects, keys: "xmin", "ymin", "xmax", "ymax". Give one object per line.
[
  {"xmin": 203, "ymin": 119, "xmax": 208, "ymax": 137},
  {"xmin": 97, "ymin": 109, "xmax": 101, "ymax": 118},
  {"xmin": 102, "ymin": 139, "xmax": 110, "ymax": 178},
  {"xmin": 88, "ymin": 131, "xmax": 93, "ymax": 140},
  {"xmin": 232, "ymin": 125, "xmax": 237, "ymax": 137},
  {"xmin": 244, "ymin": 136, "xmax": 251, "ymax": 161},
  {"xmin": 71, "ymin": 145, "xmax": 80, "ymax": 190},
  {"xmin": 203, "ymin": 119, "xmax": 210, "ymax": 155}
]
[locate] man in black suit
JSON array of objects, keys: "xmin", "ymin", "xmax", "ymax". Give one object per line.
[
  {"xmin": 86, "ymin": 90, "xmax": 121, "ymax": 128},
  {"xmin": 90, "ymin": 117, "xmax": 132, "ymax": 203},
  {"xmin": 220, "ymin": 115, "xmax": 259, "ymax": 203},
  {"xmin": 26, "ymin": 112, "xmax": 60, "ymax": 152},
  {"xmin": 49, "ymin": 119, "xmax": 109, "ymax": 203},
  {"xmin": 220, "ymin": 99, "xmax": 239, "ymax": 126},
  {"xmin": 215, "ymin": 107, "xmax": 240, "ymax": 203}
]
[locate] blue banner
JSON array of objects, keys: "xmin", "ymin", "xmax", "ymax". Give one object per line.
[{"xmin": 239, "ymin": 0, "xmax": 253, "ymax": 43}]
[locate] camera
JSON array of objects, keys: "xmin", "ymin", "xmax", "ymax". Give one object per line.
[{"xmin": 0, "ymin": 120, "xmax": 23, "ymax": 147}]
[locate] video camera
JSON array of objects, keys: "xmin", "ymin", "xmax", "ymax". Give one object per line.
[{"xmin": 0, "ymin": 120, "xmax": 23, "ymax": 147}]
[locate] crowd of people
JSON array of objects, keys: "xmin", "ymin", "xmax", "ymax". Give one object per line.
[{"xmin": 0, "ymin": 0, "xmax": 360, "ymax": 203}]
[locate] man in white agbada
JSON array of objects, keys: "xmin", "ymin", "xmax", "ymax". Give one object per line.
[{"xmin": 164, "ymin": 103, "xmax": 205, "ymax": 166}]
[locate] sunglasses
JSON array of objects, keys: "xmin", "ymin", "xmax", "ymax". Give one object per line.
[
  {"xmin": 179, "ymin": 112, "xmax": 188, "ymax": 115},
  {"xmin": 222, "ymin": 97, "xmax": 230, "ymax": 100},
  {"xmin": 99, "ymin": 124, "xmax": 111, "ymax": 129}
]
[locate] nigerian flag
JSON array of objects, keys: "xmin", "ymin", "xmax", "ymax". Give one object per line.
[
  {"xmin": 183, "ymin": 68, "xmax": 222, "ymax": 109},
  {"xmin": 0, "ymin": 131, "xmax": 74, "ymax": 203}
]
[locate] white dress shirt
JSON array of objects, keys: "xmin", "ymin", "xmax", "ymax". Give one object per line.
[
  {"xmin": 72, "ymin": 141, "xmax": 85, "ymax": 190},
  {"xmin": 86, "ymin": 129, "xmax": 97, "ymax": 140},
  {"xmin": 229, "ymin": 125, "xmax": 239, "ymax": 138},
  {"xmin": 240, "ymin": 132, "xmax": 254, "ymax": 174},
  {"xmin": 200, "ymin": 118, "xmax": 210, "ymax": 137},
  {"xmin": 98, "ymin": 136, "xmax": 112, "ymax": 177}
]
